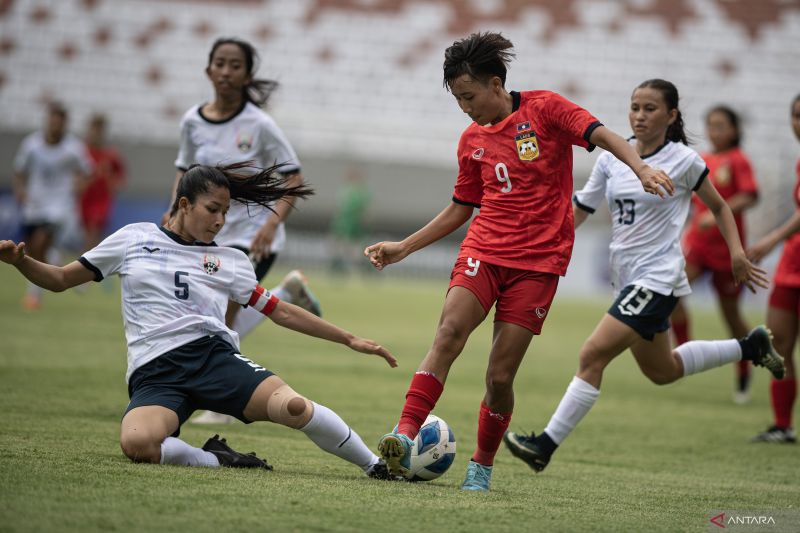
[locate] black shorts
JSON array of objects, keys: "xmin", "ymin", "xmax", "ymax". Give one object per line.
[
  {"xmin": 607, "ymin": 284, "xmax": 679, "ymax": 341},
  {"xmin": 125, "ymin": 335, "xmax": 273, "ymax": 430},
  {"xmin": 22, "ymin": 221, "xmax": 59, "ymax": 240},
  {"xmin": 231, "ymin": 247, "xmax": 277, "ymax": 282}
]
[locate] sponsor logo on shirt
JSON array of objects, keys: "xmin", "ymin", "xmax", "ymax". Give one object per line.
[
  {"xmin": 203, "ymin": 254, "xmax": 221, "ymax": 275},
  {"xmin": 516, "ymin": 121, "xmax": 531, "ymax": 132},
  {"xmin": 714, "ymin": 163, "xmax": 731, "ymax": 186},
  {"xmin": 236, "ymin": 132, "xmax": 254, "ymax": 153},
  {"xmin": 472, "ymin": 147, "xmax": 485, "ymax": 160},
  {"xmin": 515, "ymin": 131, "xmax": 539, "ymax": 161},
  {"xmin": 142, "ymin": 246, "xmax": 160, "ymax": 253}
]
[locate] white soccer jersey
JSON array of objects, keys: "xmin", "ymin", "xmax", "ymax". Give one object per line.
[
  {"xmin": 13, "ymin": 132, "xmax": 92, "ymax": 224},
  {"xmin": 80, "ymin": 222, "xmax": 272, "ymax": 382},
  {"xmin": 574, "ymin": 140, "xmax": 709, "ymax": 297},
  {"xmin": 175, "ymin": 102, "xmax": 301, "ymax": 252}
]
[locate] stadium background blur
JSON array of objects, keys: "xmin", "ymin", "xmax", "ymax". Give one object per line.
[{"xmin": 0, "ymin": 0, "xmax": 799, "ymax": 301}]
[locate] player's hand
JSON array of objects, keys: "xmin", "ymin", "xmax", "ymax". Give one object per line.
[
  {"xmin": 732, "ymin": 250, "xmax": 769, "ymax": 293},
  {"xmin": 364, "ymin": 241, "xmax": 409, "ymax": 270},
  {"xmin": 636, "ymin": 165, "xmax": 674, "ymax": 198},
  {"xmin": 747, "ymin": 237, "xmax": 777, "ymax": 264},
  {"xmin": 698, "ymin": 211, "xmax": 715, "ymax": 230},
  {"xmin": 250, "ymin": 222, "xmax": 278, "ymax": 262},
  {"xmin": 0, "ymin": 240, "xmax": 26, "ymax": 265},
  {"xmin": 347, "ymin": 336, "xmax": 397, "ymax": 368}
]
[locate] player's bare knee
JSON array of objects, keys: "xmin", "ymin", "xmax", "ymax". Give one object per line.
[
  {"xmin": 267, "ymin": 384, "xmax": 312, "ymax": 429},
  {"xmin": 433, "ymin": 322, "xmax": 468, "ymax": 354},
  {"xmin": 119, "ymin": 430, "xmax": 161, "ymax": 463}
]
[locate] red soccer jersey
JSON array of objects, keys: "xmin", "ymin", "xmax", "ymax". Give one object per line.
[
  {"xmin": 453, "ymin": 90, "xmax": 600, "ymax": 275},
  {"xmin": 80, "ymin": 145, "xmax": 125, "ymax": 225},
  {"xmin": 683, "ymin": 147, "xmax": 758, "ymax": 270},
  {"xmin": 774, "ymin": 159, "xmax": 800, "ymax": 287}
]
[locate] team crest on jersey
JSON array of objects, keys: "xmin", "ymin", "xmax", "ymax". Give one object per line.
[
  {"xmin": 203, "ymin": 254, "xmax": 221, "ymax": 275},
  {"xmin": 236, "ymin": 132, "xmax": 254, "ymax": 153},
  {"xmin": 472, "ymin": 147, "xmax": 485, "ymax": 160},
  {"xmin": 714, "ymin": 164, "xmax": 731, "ymax": 186},
  {"xmin": 515, "ymin": 131, "xmax": 539, "ymax": 161},
  {"xmin": 516, "ymin": 121, "xmax": 531, "ymax": 132}
]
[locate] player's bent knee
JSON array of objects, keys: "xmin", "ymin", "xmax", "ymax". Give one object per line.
[
  {"xmin": 266, "ymin": 384, "xmax": 313, "ymax": 429},
  {"xmin": 119, "ymin": 430, "xmax": 162, "ymax": 463},
  {"xmin": 433, "ymin": 322, "xmax": 468, "ymax": 353}
]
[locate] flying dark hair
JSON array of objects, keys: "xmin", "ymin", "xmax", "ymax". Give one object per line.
[
  {"xmin": 706, "ymin": 105, "xmax": 742, "ymax": 148},
  {"xmin": 793, "ymin": 93, "xmax": 800, "ymax": 108},
  {"xmin": 443, "ymin": 32, "xmax": 516, "ymax": 90},
  {"xmin": 636, "ymin": 79, "xmax": 688, "ymax": 145},
  {"xmin": 208, "ymin": 37, "xmax": 278, "ymax": 108},
  {"xmin": 169, "ymin": 161, "xmax": 313, "ymax": 217}
]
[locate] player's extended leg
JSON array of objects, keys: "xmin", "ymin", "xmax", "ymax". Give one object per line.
[
  {"xmin": 380, "ymin": 286, "xmax": 487, "ymax": 477},
  {"xmin": 505, "ymin": 314, "xmax": 638, "ymax": 472},
  {"xmin": 669, "ymin": 262, "xmax": 702, "ymax": 345},
  {"xmin": 244, "ymin": 375, "xmax": 395, "ymax": 478},
  {"xmin": 461, "ymin": 321, "xmax": 532, "ymax": 491},
  {"xmin": 753, "ymin": 304, "xmax": 798, "ymax": 443},
  {"xmin": 716, "ymin": 287, "xmax": 752, "ymax": 403}
]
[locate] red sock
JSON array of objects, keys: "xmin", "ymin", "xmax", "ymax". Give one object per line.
[
  {"xmin": 471, "ymin": 402, "xmax": 512, "ymax": 466},
  {"xmin": 397, "ymin": 372, "xmax": 444, "ymax": 439},
  {"xmin": 771, "ymin": 378, "xmax": 798, "ymax": 429},
  {"xmin": 671, "ymin": 318, "xmax": 689, "ymax": 345}
]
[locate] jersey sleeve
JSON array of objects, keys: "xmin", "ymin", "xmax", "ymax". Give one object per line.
[
  {"xmin": 731, "ymin": 152, "xmax": 758, "ymax": 197},
  {"xmin": 687, "ymin": 151, "xmax": 710, "ymax": 191},
  {"xmin": 12, "ymin": 135, "xmax": 33, "ymax": 174},
  {"xmin": 574, "ymin": 154, "xmax": 610, "ymax": 214},
  {"xmin": 452, "ymin": 130, "xmax": 483, "ymax": 208},
  {"xmin": 228, "ymin": 250, "xmax": 261, "ymax": 305},
  {"xmin": 78, "ymin": 225, "xmax": 132, "ymax": 281},
  {"xmin": 174, "ymin": 115, "xmax": 196, "ymax": 171},
  {"xmin": 259, "ymin": 117, "xmax": 301, "ymax": 174},
  {"xmin": 544, "ymin": 92, "xmax": 602, "ymax": 152}
]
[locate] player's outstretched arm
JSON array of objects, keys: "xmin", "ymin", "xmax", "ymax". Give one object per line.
[
  {"xmin": 267, "ymin": 299, "xmax": 397, "ymax": 367},
  {"xmin": 0, "ymin": 240, "xmax": 95, "ymax": 292},
  {"xmin": 695, "ymin": 180, "xmax": 769, "ymax": 293},
  {"xmin": 364, "ymin": 202, "xmax": 473, "ymax": 270},
  {"xmin": 589, "ymin": 126, "xmax": 674, "ymax": 198},
  {"xmin": 747, "ymin": 209, "xmax": 800, "ymax": 263}
]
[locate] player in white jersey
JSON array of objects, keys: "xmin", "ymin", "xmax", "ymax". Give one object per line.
[
  {"xmin": 13, "ymin": 102, "xmax": 92, "ymax": 310},
  {"xmin": 0, "ymin": 162, "xmax": 399, "ymax": 478},
  {"xmin": 504, "ymin": 79, "xmax": 785, "ymax": 472},
  {"xmin": 167, "ymin": 37, "xmax": 322, "ymax": 424}
]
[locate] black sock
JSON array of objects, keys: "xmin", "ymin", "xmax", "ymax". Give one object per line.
[
  {"xmin": 738, "ymin": 337, "xmax": 757, "ymax": 361},
  {"xmin": 536, "ymin": 432, "xmax": 559, "ymax": 456}
]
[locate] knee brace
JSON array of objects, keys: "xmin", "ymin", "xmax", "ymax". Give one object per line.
[{"xmin": 266, "ymin": 384, "xmax": 312, "ymax": 429}]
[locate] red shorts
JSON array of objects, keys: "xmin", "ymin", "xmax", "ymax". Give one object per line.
[
  {"xmin": 449, "ymin": 254, "xmax": 559, "ymax": 334},
  {"xmin": 768, "ymin": 285, "xmax": 800, "ymax": 315},
  {"xmin": 684, "ymin": 246, "xmax": 741, "ymax": 298}
]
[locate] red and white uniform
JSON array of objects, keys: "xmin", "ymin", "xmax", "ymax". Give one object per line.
[
  {"xmin": 683, "ymin": 147, "xmax": 758, "ymax": 271},
  {"xmin": 453, "ymin": 90, "xmax": 601, "ymax": 275},
  {"xmin": 774, "ymin": 160, "xmax": 800, "ymax": 288}
]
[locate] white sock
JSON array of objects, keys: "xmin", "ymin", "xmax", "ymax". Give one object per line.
[
  {"xmin": 160, "ymin": 436, "xmax": 220, "ymax": 467},
  {"xmin": 232, "ymin": 305, "xmax": 267, "ymax": 338},
  {"xmin": 543, "ymin": 376, "xmax": 600, "ymax": 445},
  {"xmin": 675, "ymin": 339, "xmax": 741, "ymax": 376},
  {"xmin": 299, "ymin": 402, "xmax": 378, "ymax": 471},
  {"xmin": 271, "ymin": 284, "xmax": 291, "ymax": 303}
]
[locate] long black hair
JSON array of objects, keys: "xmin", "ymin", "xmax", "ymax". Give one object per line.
[
  {"xmin": 208, "ymin": 37, "xmax": 278, "ymax": 108},
  {"xmin": 170, "ymin": 161, "xmax": 313, "ymax": 217},
  {"xmin": 706, "ymin": 105, "xmax": 742, "ymax": 148},
  {"xmin": 443, "ymin": 32, "xmax": 515, "ymax": 90},
  {"xmin": 636, "ymin": 79, "xmax": 688, "ymax": 145}
]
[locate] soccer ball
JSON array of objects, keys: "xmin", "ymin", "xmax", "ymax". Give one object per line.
[{"xmin": 395, "ymin": 414, "xmax": 456, "ymax": 481}]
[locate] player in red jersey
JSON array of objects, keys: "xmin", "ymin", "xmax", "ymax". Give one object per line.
[
  {"xmin": 670, "ymin": 106, "xmax": 759, "ymax": 403},
  {"xmin": 80, "ymin": 113, "xmax": 126, "ymax": 251},
  {"xmin": 364, "ymin": 32, "xmax": 674, "ymax": 491},
  {"xmin": 748, "ymin": 94, "xmax": 800, "ymax": 443}
]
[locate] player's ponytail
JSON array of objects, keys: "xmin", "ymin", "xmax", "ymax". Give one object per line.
[
  {"xmin": 170, "ymin": 162, "xmax": 314, "ymax": 217},
  {"xmin": 637, "ymin": 79, "xmax": 689, "ymax": 145},
  {"xmin": 208, "ymin": 38, "xmax": 279, "ymax": 108}
]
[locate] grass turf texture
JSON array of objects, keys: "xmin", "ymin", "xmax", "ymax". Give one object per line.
[{"xmin": 1, "ymin": 270, "xmax": 798, "ymax": 532}]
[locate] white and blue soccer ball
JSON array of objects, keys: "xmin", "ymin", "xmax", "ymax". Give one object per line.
[{"xmin": 395, "ymin": 414, "xmax": 456, "ymax": 481}]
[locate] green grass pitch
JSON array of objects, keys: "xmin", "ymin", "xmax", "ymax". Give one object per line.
[{"xmin": 1, "ymin": 270, "xmax": 797, "ymax": 532}]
